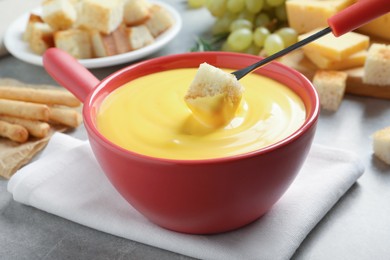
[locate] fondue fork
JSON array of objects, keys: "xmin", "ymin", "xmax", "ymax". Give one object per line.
[{"xmin": 232, "ymin": 0, "xmax": 390, "ymax": 80}]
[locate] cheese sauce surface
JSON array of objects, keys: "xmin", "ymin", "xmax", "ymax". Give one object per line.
[{"xmin": 96, "ymin": 68, "xmax": 306, "ymax": 160}]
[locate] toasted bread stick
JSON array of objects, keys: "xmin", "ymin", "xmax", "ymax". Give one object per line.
[
  {"xmin": 0, "ymin": 120, "xmax": 29, "ymax": 143},
  {"xmin": 49, "ymin": 107, "xmax": 82, "ymax": 128},
  {"xmin": 0, "ymin": 86, "xmax": 81, "ymax": 107},
  {"xmin": 0, "ymin": 99, "xmax": 50, "ymax": 121},
  {"xmin": 0, "ymin": 115, "xmax": 50, "ymax": 138}
]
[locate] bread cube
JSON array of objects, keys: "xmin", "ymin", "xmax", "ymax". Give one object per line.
[
  {"xmin": 145, "ymin": 5, "xmax": 173, "ymax": 37},
  {"xmin": 127, "ymin": 25, "xmax": 154, "ymax": 50},
  {"xmin": 112, "ymin": 24, "xmax": 131, "ymax": 54},
  {"xmin": 54, "ymin": 29, "xmax": 93, "ymax": 59},
  {"xmin": 363, "ymin": 43, "xmax": 390, "ymax": 86},
  {"xmin": 29, "ymin": 23, "xmax": 55, "ymax": 55},
  {"xmin": 90, "ymin": 30, "xmax": 117, "ymax": 57},
  {"xmin": 23, "ymin": 14, "xmax": 44, "ymax": 42},
  {"xmin": 123, "ymin": 0, "xmax": 151, "ymax": 26},
  {"xmin": 41, "ymin": 0, "xmax": 77, "ymax": 30},
  {"xmin": 312, "ymin": 70, "xmax": 347, "ymax": 112},
  {"xmin": 78, "ymin": 0, "xmax": 124, "ymax": 34},
  {"xmin": 373, "ymin": 126, "xmax": 390, "ymax": 165},
  {"xmin": 184, "ymin": 63, "xmax": 244, "ymax": 127}
]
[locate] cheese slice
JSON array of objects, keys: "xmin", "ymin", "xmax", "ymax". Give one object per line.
[
  {"xmin": 299, "ymin": 29, "xmax": 369, "ymax": 61},
  {"xmin": 357, "ymin": 13, "xmax": 390, "ymax": 41},
  {"xmin": 304, "ymin": 49, "xmax": 367, "ymax": 70},
  {"xmin": 286, "ymin": 0, "xmax": 355, "ymax": 34}
]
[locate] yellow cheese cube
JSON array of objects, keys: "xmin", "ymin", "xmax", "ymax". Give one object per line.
[
  {"xmin": 304, "ymin": 49, "xmax": 367, "ymax": 70},
  {"xmin": 286, "ymin": 0, "xmax": 355, "ymax": 34},
  {"xmin": 299, "ymin": 29, "xmax": 369, "ymax": 61},
  {"xmin": 357, "ymin": 13, "xmax": 390, "ymax": 41}
]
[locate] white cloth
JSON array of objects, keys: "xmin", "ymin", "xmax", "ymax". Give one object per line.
[
  {"xmin": 0, "ymin": 0, "xmax": 41, "ymax": 56},
  {"xmin": 7, "ymin": 132, "xmax": 364, "ymax": 260}
]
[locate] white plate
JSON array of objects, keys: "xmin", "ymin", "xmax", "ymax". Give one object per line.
[{"xmin": 4, "ymin": 1, "xmax": 182, "ymax": 68}]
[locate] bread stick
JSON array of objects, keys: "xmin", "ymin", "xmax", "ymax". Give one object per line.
[
  {"xmin": 0, "ymin": 120, "xmax": 29, "ymax": 143},
  {"xmin": 0, "ymin": 86, "xmax": 81, "ymax": 107},
  {"xmin": 0, "ymin": 99, "xmax": 50, "ymax": 121},
  {"xmin": 49, "ymin": 107, "xmax": 82, "ymax": 128},
  {"xmin": 0, "ymin": 116, "xmax": 50, "ymax": 138}
]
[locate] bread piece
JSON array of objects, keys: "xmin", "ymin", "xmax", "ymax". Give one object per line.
[
  {"xmin": 184, "ymin": 63, "xmax": 244, "ymax": 127},
  {"xmin": 312, "ymin": 70, "xmax": 347, "ymax": 111},
  {"xmin": 363, "ymin": 43, "xmax": 390, "ymax": 86},
  {"xmin": 41, "ymin": 0, "xmax": 77, "ymax": 30},
  {"xmin": 123, "ymin": 0, "xmax": 151, "ymax": 26},
  {"xmin": 78, "ymin": 0, "xmax": 124, "ymax": 34},
  {"xmin": 29, "ymin": 22, "xmax": 55, "ymax": 55},
  {"xmin": 372, "ymin": 126, "xmax": 390, "ymax": 165},
  {"xmin": 127, "ymin": 25, "xmax": 154, "ymax": 50},
  {"xmin": 145, "ymin": 5, "xmax": 173, "ymax": 37},
  {"xmin": 112, "ymin": 24, "xmax": 131, "ymax": 54},
  {"xmin": 23, "ymin": 14, "xmax": 44, "ymax": 42},
  {"xmin": 54, "ymin": 29, "xmax": 93, "ymax": 59},
  {"xmin": 90, "ymin": 30, "xmax": 117, "ymax": 57}
]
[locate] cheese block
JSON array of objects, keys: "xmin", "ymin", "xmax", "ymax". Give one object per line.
[
  {"xmin": 299, "ymin": 29, "xmax": 369, "ymax": 61},
  {"xmin": 357, "ymin": 13, "xmax": 390, "ymax": 41},
  {"xmin": 304, "ymin": 49, "xmax": 367, "ymax": 70},
  {"xmin": 286, "ymin": 0, "xmax": 356, "ymax": 34}
]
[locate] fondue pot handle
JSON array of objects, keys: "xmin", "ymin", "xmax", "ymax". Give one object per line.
[{"xmin": 43, "ymin": 48, "xmax": 100, "ymax": 102}]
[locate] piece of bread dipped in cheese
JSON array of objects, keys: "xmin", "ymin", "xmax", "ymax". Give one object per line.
[
  {"xmin": 184, "ymin": 63, "xmax": 244, "ymax": 128},
  {"xmin": 372, "ymin": 126, "xmax": 390, "ymax": 165}
]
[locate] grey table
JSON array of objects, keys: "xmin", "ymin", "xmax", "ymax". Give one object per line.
[{"xmin": 1, "ymin": 1, "xmax": 390, "ymax": 259}]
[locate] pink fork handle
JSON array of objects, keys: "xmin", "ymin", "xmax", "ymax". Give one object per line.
[
  {"xmin": 43, "ymin": 48, "xmax": 100, "ymax": 102},
  {"xmin": 328, "ymin": 0, "xmax": 390, "ymax": 37}
]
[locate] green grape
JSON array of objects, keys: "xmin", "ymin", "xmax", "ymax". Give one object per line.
[
  {"xmin": 221, "ymin": 41, "xmax": 235, "ymax": 52},
  {"xmin": 206, "ymin": 0, "xmax": 227, "ymax": 17},
  {"xmin": 227, "ymin": 28, "xmax": 253, "ymax": 52},
  {"xmin": 243, "ymin": 44, "xmax": 261, "ymax": 55},
  {"xmin": 245, "ymin": 0, "xmax": 264, "ymax": 14},
  {"xmin": 230, "ymin": 18, "xmax": 253, "ymax": 32},
  {"xmin": 188, "ymin": 0, "xmax": 205, "ymax": 8},
  {"xmin": 237, "ymin": 9, "xmax": 256, "ymax": 23},
  {"xmin": 227, "ymin": 0, "xmax": 245, "ymax": 13},
  {"xmin": 274, "ymin": 4, "xmax": 287, "ymax": 21},
  {"xmin": 254, "ymin": 12, "xmax": 270, "ymax": 28},
  {"xmin": 212, "ymin": 12, "xmax": 237, "ymax": 35},
  {"xmin": 275, "ymin": 27, "xmax": 297, "ymax": 47},
  {"xmin": 253, "ymin": 26, "xmax": 270, "ymax": 47},
  {"xmin": 265, "ymin": 0, "xmax": 285, "ymax": 7},
  {"xmin": 263, "ymin": 33, "xmax": 284, "ymax": 56}
]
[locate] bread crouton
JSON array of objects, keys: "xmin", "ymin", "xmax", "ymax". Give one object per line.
[
  {"xmin": 54, "ymin": 29, "xmax": 93, "ymax": 59},
  {"xmin": 363, "ymin": 43, "xmax": 390, "ymax": 86},
  {"xmin": 145, "ymin": 5, "xmax": 173, "ymax": 37},
  {"xmin": 78, "ymin": 0, "xmax": 124, "ymax": 34},
  {"xmin": 127, "ymin": 25, "xmax": 154, "ymax": 50},
  {"xmin": 90, "ymin": 30, "xmax": 117, "ymax": 57},
  {"xmin": 184, "ymin": 63, "xmax": 244, "ymax": 127},
  {"xmin": 372, "ymin": 126, "xmax": 390, "ymax": 165},
  {"xmin": 23, "ymin": 14, "xmax": 44, "ymax": 42},
  {"xmin": 41, "ymin": 0, "xmax": 77, "ymax": 30},
  {"xmin": 312, "ymin": 70, "xmax": 347, "ymax": 112},
  {"xmin": 29, "ymin": 22, "xmax": 55, "ymax": 55},
  {"xmin": 112, "ymin": 24, "xmax": 131, "ymax": 54},
  {"xmin": 123, "ymin": 0, "xmax": 151, "ymax": 26}
]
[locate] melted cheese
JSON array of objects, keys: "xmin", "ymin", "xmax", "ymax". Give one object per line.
[{"xmin": 96, "ymin": 68, "xmax": 306, "ymax": 160}]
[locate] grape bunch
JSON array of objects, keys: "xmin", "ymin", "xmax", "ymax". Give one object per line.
[{"xmin": 188, "ymin": 0, "xmax": 298, "ymax": 57}]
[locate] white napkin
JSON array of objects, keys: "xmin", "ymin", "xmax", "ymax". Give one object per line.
[
  {"xmin": 0, "ymin": 0, "xmax": 41, "ymax": 56},
  {"xmin": 8, "ymin": 132, "xmax": 364, "ymax": 260}
]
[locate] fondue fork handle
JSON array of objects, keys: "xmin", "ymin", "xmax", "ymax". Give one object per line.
[{"xmin": 43, "ymin": 48, "xmax": 100, "ymax": 102}]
